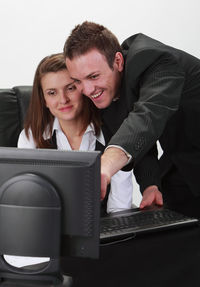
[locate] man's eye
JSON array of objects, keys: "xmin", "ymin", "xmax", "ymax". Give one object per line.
[
  {"xmin": 90, "ymin": 74, "xmax": 98, "ymax": 79},
  {"xmin": 74, "ymin": 79, "xmax": 81, "ymax": 84}
]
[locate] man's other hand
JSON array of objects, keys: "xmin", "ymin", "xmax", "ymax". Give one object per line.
[{"xmin": 140, "ymin": 185, "xmax": 163, "ymax": 209}]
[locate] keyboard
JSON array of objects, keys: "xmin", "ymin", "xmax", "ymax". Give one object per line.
[{"xmin": 100, "ymin": 207, "xmax": 199, "ymax": 242}]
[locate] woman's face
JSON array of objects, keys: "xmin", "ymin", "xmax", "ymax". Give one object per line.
[{"xmin": 41, "ymin": 69, "xmax": 84, "ymax": 124}]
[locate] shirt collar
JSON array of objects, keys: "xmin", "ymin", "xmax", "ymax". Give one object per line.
[{"xmin": 52, "ymin": 118, "xmax": 105, "ymax": 146}]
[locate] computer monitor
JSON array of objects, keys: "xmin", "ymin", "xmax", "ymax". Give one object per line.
[{"xmin": 0, "ymin": 147, "xmax": 101, "ymax": 260}]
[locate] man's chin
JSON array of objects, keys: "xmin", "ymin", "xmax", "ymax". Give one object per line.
[
  {"xmin": 93, "ymin": 101, "xmax": 109, "ymax": 109},
  {"xmin": 92, "ymin": 98, "xmax": 113, "ymax": 109}
]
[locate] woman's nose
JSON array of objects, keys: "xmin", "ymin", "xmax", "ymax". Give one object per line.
[{"xmin": 60, "ymin": 91, "xmax": 69, "ymax": 104}]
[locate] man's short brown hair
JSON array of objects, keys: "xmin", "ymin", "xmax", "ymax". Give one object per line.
[{"xmin": 63, "ymin": 21, "xmax": 122, "ymax": 69}]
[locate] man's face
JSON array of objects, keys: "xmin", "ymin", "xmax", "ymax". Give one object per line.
[{"xmin": 66, "ymin": 49, "xmax": 124, "ymax": 109}]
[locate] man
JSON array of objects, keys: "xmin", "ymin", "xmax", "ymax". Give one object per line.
[{"xmin": 64, "ymin": 21, "xmax": 200, "ymax": 217}]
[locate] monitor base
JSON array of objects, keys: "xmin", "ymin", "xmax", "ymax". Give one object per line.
[{"xmin": 0, "ymin": 274, "xmax": 73, "ymax": 286}]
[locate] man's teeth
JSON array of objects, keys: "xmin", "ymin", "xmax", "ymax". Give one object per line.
[{"xmin": 91, "ymin": 91, "xmax": 102, "ymax": 99}]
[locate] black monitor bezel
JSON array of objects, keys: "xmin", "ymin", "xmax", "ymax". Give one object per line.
[{"xmin": 0, "ymin": 147, "xmax": 101, "ymax": 259}]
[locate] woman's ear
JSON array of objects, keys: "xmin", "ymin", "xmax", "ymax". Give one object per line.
[{"xmin": 114, "ymin": 52, "xmax": 124, "ymax": 72}]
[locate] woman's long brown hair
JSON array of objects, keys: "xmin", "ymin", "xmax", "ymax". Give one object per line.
[{"xmin": 24, "ymin": 53, "xmax": 101, "ymax": 148}]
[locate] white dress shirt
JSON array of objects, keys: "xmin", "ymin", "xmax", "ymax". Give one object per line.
[{"xmin": 18, "ymin": 118, "xmax": 133, "ymax": 213}]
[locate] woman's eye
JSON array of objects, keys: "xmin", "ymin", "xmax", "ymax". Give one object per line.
[
  {"xmin": 47, "ymin": 90, "xmax": 56, "ymax": 96},
  {"xmin": 67, "ymin": 85, "xmax": 76, "ymax": 92}
]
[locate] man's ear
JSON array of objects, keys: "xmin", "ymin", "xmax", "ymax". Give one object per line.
[{"xmin": 114, "ymin": 52, "xmax": 124, "ymax": 72}]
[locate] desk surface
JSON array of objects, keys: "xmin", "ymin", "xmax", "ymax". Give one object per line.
[{"xmin": 61, "ymin": 224, "xmax": 200, "ymax": 287}]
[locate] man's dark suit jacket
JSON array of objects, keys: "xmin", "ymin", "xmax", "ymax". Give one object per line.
[{"xmin": 100, "ymin": 33, "xmax": 200, "ymax": 196}]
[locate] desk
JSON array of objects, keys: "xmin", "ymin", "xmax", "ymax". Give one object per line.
[{"xmin": 61, "ymin": 225, "xmax": 200, "ymax": 287}]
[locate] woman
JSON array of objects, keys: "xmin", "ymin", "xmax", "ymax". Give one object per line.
[{"xmin": 18, "ymin": 53, "xmax": 134, "ymax": 214}]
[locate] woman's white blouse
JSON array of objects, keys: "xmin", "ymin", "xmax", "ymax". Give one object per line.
[{"xmin": 18, "ymin": 118, "xmax": 134, "ymax": 213}]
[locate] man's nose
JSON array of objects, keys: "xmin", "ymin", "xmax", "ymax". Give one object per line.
[{"xmin": 81, "ymin": 81, "xmax": 95, "ymax": 96}]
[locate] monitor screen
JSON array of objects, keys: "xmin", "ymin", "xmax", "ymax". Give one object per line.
[{"xmin": 0, "ymin": 147, "xmax": 101, "ymax": 260}]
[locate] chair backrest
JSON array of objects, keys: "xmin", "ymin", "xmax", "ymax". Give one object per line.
[{"xmin": 0, "ymin": 86, "xmax": 31, "ymax": 147}]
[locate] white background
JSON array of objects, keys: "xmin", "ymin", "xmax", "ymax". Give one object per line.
[
  {"xmin": 1, "ymin": 0, "xmax": 200, "ymax": 88},
  {"xmin": 1, "ymin": 0, "xmax": 200, "ymax": 206}
]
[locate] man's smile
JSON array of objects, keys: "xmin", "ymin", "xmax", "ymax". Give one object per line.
[{"xmin": 91, "ymin": 91, "xmax": 103, "ymax": 99}]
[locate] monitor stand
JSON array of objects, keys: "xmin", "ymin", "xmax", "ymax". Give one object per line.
[{"xmin": 0, "ymin": 257, "xmax": 73, "ymax": 287}]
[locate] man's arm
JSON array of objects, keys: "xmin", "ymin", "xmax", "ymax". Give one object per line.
[
  {"xmin": 101, "ymin": 55, "xmax": 185, "ymax": 200},
  {"xmin": 108, "ymin": 54, "xmax": 185, "ymax": 166},
  {"xmin": 101, "ymin": 145, "xmax": 164, "ymax": 208}
]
